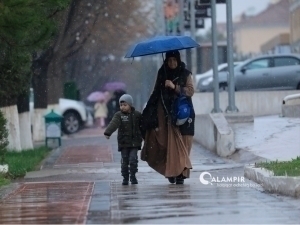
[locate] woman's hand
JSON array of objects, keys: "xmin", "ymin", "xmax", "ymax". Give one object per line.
[{"xmin": 165, "ymin": 80, "xmax": 175, "ymax": 90}]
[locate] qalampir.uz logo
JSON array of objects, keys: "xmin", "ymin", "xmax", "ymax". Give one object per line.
[{"xmin": 199, "ymin": 171, "xmax": 261, "ymax": 188}]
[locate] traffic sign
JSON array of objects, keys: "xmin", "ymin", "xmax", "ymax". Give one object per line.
[
  {"xmin": 197, "ymin": 0, "xmax": 226, "ymax": 4},
  {"xmin": 184, "ymin": 18, "xmax": 204, "ymax": 29},
  {"xmin": 195, "ymin": 5, "xmax": 211, "ymax": 18},
  {"xmin": 183, "ymin": 0, "xmax": 207, "ymax": 30}
]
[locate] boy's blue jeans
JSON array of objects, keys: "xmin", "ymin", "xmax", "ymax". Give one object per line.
[{"xmin": 120, "ymin": 147, "xmax": 138, "ymax": 178}]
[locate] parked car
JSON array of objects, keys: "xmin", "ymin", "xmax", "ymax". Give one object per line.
[
  {"xmin": 195, "ymin": 63, "xmax": 229, "ymax": 86},
  {"xmin": 197, "ymin": 54, "xmax": 300, "ymax": 92},
  {"xmin": 30, "ymin": 88, "xmax": 88, "ymax": 134},
  {"xmin": 59, "ymin": 98, "xmax": 88, "ymax": 134},
  {"xmin": 196, "ymin": 61, "xmax": 242, "ymax": 91}
]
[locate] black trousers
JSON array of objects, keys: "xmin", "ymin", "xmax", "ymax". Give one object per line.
[{"xmin": 120, "ymin": 147, "xmax": 138, "ymax": 178}]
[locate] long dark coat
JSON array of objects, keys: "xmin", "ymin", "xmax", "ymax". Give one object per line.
[{"xmin": 140, "ymin": 62, "xmax": 195, "ymax": 178}]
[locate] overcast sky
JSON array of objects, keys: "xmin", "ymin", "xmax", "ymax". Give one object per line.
[
  {"xmin": 216, "ymin": 0, "xmax": 270, "ymax": 22},
  {"xmin": 196, "ymin": 0, "xmax": 271, "ymax": 33}
]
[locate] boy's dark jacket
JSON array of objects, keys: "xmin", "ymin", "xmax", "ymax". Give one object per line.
[{"xmin": 104, "ymin": 108, "xmax": 143, "ymax": 151}]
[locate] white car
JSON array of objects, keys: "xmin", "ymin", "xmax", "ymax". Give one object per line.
[
  {"xmin": 195, "ymin": 62, "xmax": 242, "ymax": 89},
  {"xmin": 58, "ymin": 98, "xmax": 87, "ymax": 134},
  {"xmin": 30, "ymin": 88, "xmax": 87, "ymax": 134}
]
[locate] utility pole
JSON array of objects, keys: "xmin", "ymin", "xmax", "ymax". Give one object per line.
[
  {"xmin": 179, "ymin": 0, "xmax": 185, "ymax": 36},
  {"xmin": 225, "ymin": 0, "xmax": 238, "ymax": 112},
  {"xmin": 156, "ymin": 0, "xmax": 165, "ymax": 36},
  {"xmin": 156, "ymin": 0, "xmax": 165, "ymax": 70},
  {"xmin": 190, "ymin": 0, "xmax": 197, "ymax": 85},
  {"xmin": 178, "ymin": 0, "xmax": 186, "ymax": 63},
  {"xmin": 211, "ymin": 0, "xmax": 221, "ymax": 113}
]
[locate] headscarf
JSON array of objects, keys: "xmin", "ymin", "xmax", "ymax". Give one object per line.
[
  {"xmin": 155, "ymin": 50, "xmax": 187, "ymax": 116},
  {"xmin": 165, "ymin": 50, "xmax": 181, "ymax": 65},
  {"xmin": 164, "ymin": 50, "xmax": 182, "ymax": 81}
]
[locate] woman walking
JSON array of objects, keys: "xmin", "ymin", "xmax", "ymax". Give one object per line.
[{"xmin": 141, "ymin": 50, "xmax": 195, "ymax": 184}]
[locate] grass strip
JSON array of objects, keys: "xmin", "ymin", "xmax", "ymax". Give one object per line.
[
  {"xmin": 256, "ymin": 156, "xmax": 300, "ymax": 177},
  {"xmin": 4, "ymin": 146, "xmax": 50, "ymax": 179},
  {"xmin": 0, "ymin": 175, "xmax": 10, "ymax": 186}
]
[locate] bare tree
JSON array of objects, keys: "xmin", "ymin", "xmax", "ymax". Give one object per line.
[
  {"xmin": 30, "ymin": 0, "xmax": 155, "ymax": 140},
  {"xmin": 45, "ymin": 0, "xmax": 154, "ymax": 103}
]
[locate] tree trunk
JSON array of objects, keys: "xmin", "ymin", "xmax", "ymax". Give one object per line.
[
  {"xmin": 32, "ymin": 109, "xmax": 46, "ymax": 142},
  {"xmin": 46, "ymin": 1, "xmax": 76, "ymax": 104},
  {"xmin": 18, "ymin": 112, "xmax": 33, "ymax": 149},
  {"xmin": 17, "ymin": 92, "xmax": 33, "ymax": 149},
  {"xmin": 0, "ymin": 106, "xmax": 21, "ymax": 151},
  {"xmin": 32, "ymin": 48, "xmax": 53, "ymax": 141}
]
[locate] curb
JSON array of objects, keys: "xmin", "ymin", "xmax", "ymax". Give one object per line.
[
  {"xmin": 194, "ymin": 114, "xmax": 235, "ymax": 157},
  {"xmin": 244, "ymin": 164, "xmax": 300, "ymax": 198}
]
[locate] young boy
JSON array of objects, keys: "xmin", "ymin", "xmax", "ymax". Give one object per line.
[{"xmin": 104, "ymin": 94, "xmax": 142, "ymax": 185}]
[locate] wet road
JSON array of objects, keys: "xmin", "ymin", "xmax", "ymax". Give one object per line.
[
  {"xmin": 0, "ymin": 131, "xmax": 299, "ymax": 224},
  {"xmin": 107, "ymin": 176, "xmax": 300, "ymax": 224}
]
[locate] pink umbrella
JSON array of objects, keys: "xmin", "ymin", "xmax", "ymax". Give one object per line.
[
  {"xmin": 103, "ymin": 82, "xmax": 126, "ymax": 91},
  {"xmin": 87, "ymin": 91, "xmax": 105, "ymax": 102}
]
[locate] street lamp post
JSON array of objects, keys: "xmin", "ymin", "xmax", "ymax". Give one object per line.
[
  {"xmin": 211, "ymin": 0, "xmax": 221, "ymax": 113},
  {"xmin": 225, "ymin": 0, "xmax": 238, "ymax": 112},
  {"xmin": 190, "ymin": 0, "xmax": 197, "ymax": 85}
]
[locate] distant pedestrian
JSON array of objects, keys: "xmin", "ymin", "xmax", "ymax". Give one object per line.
[
  {"xmin": 104, "ymin": 94, "xmax": 143, "ymax": 185},
  {"xmin": 94, "ymin": 99, "xmax": 108, "ymax": 128},
  {"xmin": 106, "ymin": 90, "xmax": 126, "ymax": 126}
]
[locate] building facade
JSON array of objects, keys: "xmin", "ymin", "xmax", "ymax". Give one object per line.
[
  {"xmin": 290, "ymin": 0, "xmax": 300, "ymax": 52},
  {"xmin": 233, "ymin": 0, "xmax": 290, "ymax": 59},
  {"xmin": 260, "ymin": 33, "xmax": 291, "ymax": 54}
]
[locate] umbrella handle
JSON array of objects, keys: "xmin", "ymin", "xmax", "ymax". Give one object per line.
[
  {"xmin": 160, "ymin": 52, "xmax": 170, "ymax": 116},
  {"xmin": 162, "ymin": 53, "xmax": 168, "ymax": 81}
]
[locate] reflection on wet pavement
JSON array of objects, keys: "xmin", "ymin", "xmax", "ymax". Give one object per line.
[
  {"xmin": 109, "ymin": 169, "xmax": 300, "ymax": 224},
  {"xmin": 55, "ymin": 145, "xmax": 113, "ymax": 166},
  {"xmin": 0, "ymin": 182, "xmax": 93, "ymax": 224},
  {"xmin": 1, "ymin": 131, "xmax": 299, "ymax": 224}
]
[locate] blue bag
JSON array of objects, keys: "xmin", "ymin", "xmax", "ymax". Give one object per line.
[{"xmin": 172, "ymin": 88, "xmax": 191, "ymax": 126}]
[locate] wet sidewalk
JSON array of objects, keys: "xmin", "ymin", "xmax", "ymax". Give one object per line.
[
  {"xmin": 230, "ymin": 115, "xmax": 300, "ymax": 161},
  {"xmin": 0, "ymin": 119, "xmax": 300, "ymax": 224}
]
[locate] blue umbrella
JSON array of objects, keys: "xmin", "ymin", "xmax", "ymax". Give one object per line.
[{"xmin": 125, "ymin": 35, "xmax": 199, "ymax": 58}]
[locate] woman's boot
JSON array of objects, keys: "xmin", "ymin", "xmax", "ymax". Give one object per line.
[{"xmin": 176, "ymin": 175, "xmax": 184, "ymax": 184}]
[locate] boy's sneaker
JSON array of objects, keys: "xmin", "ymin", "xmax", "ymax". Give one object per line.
[
  {"xmin": 122, "ymin": 178, "xmax": 129, "ymax": 185},
  {"xmin": 130, "ymin": 176, "xmax": 138, "ymax": 184}
]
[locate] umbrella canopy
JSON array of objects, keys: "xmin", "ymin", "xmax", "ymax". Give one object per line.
[
  {"xmin": 103, "ymin": 82, "xmax": 126, "ymax": 91},
  {"xmin": 87, "ymin": 91, "xmax": 106, "ymax": 102},
  {"xmin": 125, "ymin": 35, "xmax": 199, "ymax": 58}
]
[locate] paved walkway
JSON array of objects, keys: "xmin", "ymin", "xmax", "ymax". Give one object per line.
[
  {"xmin": 0, "ymin": 117, "xmax": 300, "ymax": 224},
  {"xmin": 231, "ymin": 115, "xmax": 300, "ymax": 161}
]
